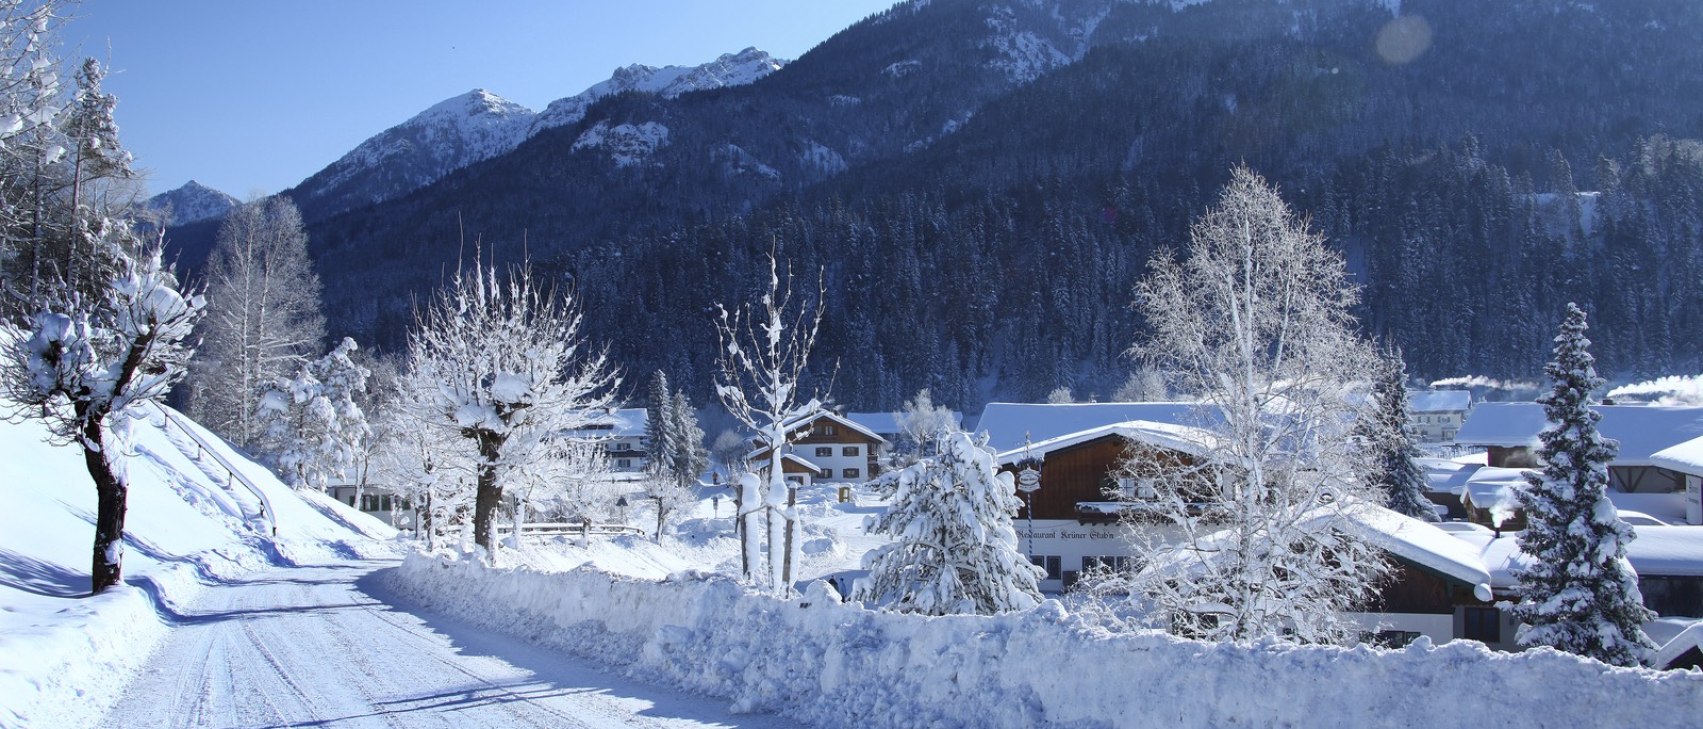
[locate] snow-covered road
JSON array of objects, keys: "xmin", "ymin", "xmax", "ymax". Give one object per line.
[{"xmin": 102, "ymin": 561, "xmax": 793, "ymax": 728}]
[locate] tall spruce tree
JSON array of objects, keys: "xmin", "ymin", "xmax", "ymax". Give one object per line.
[
  {"xmin": 1360, "ymin": 349, "xmax": 1436, "ymax": 521},
  {"xmin": 1510, "ymin": 303, "xmax": 1656, "ymax": 667}
]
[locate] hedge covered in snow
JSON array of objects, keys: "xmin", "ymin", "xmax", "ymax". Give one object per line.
[{"xmin": 387, "ymin": 551, "xmax": 1703, "ymax": 729}]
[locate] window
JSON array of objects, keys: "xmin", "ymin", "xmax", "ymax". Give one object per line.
[
  {"xmin": 617, "ymin": 459, "xmax": 631, "ymax": 468},
  {"xmin": 842, "ymin": 446, "xmax": 859, "ymax": 457},
  {"xmin": 815, "ymin": 446, "xmax": 833, "ymax": 457},
  {"xmin": 821, "ymin": 469, "xmax": 834, "ymax": 479},
  {"xmin": 1462, "ymin": 606, "xmax": 1501, "ymax": 643},
  {"xmin": 843, "ymin": 468, "xmax": 861, "ymax": 479},
  {"xmin": 819, "ymin": 424, "xmax": 838, "ymax": 436},
  {"xmin": 1030, "ymin": 555, "xmax": 1062, "ymax": 581},
  {"xmin": 1082, "ymin": 555, "xmax": 1133, "ymax": 573},
  {"xmin": 379, "ymin": 495, "xmax": 392, "ymax": 511}
]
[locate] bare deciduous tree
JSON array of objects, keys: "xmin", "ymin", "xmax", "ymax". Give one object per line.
[
  {"xmin": 713, "ymin": 247, "xmax": 825, "ymax": 595},
  {"xmin": 189, "ymin": 196, "xmax": 323, "ymax": 446},
  {"xmin": 1119, "ymin": 166, "xmax": 1387, "ymax": 645},
  {"xmin": 401, "ymin": 257, "xmax": 617, "ymax": 554}
]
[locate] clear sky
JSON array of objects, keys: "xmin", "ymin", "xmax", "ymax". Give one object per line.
[{"xmin": 62, "ymin": 0, "xmax": 900, "ymax": 199}]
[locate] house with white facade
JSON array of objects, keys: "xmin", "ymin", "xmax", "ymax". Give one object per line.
[
  {"xmin": 570, "ymin": 408, "xmax": 650, "ymax": 472},
  {"xmin": 747, "ymin": 410, "xmax": 888, "ymax": 486},
  {"xmin": 1407, "ymin": 389, "xmax": 1472, "ymax": 443}
]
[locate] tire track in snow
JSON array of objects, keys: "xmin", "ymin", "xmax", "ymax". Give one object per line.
[{"xmin": 101, "ymin": 561, "xmax": 793, "ymax": 728}]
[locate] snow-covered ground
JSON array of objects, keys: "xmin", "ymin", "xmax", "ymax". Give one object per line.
[
  {"xmin": 101, "ymin": 561, "xmax": 794, "ymax": 728},
  {"xmin": 389, "ymin": 550, "xmax": 1703, "ymax": 729},
  {"xmin": 0, "ymin": 404, "xmax": 395, "ymax": 728}
]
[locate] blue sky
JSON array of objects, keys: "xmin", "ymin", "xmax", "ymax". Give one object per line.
[{"xmin": 63, "ymin": 1, "xmax": 899, "ymax": 199}]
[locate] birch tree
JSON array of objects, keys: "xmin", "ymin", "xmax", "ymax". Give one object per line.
[
  {"xmin": 713, "ymin": 248, "xmax": 825, "ymax": 595},
  {"xmin": 1, "ymin": 235, "xmax": 203, "ymax": 593},
  {"xmin": 1124, "ymin": 166, "xmax": 1387, "ymax": 645},
  {"xmin": 402, "ymin": 257, "xmax": 617, "ymax": 553},
  {"xmin": 189, "ymin": 196, "xmax": 324, "ymax": 446}
]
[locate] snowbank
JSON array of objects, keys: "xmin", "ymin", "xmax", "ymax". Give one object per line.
[
  {"xmin": 0, "ymin": 405, "xmax": 395, "ymax": 728},
  {"xmin": 388, "ymin": 552, "xmax": 1703, "ymax": 729}
]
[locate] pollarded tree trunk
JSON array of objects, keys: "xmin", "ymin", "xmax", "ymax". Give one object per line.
[
  {"xmin": 79, "ymin": 409, "xmax": 126, "ymax": 594},
  {"xmin": 471, "ymin": 431, "xmax": 504, "ymax": 551}
]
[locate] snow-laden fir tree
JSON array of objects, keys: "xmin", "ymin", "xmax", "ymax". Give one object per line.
[
  {"xmin": 254, "ymin": 336, "xmax": 371, "ymax": 492},
  {"xmin": 1124, "ymin": 166, "xmax": 1387, "ymax": 645},
  {"xmin": 641, "ymin": 371, "xmax": 708, "ymax": 539},
  {"xmin": 1, "ymin": 236, "xmax": 203, "ymax": 593},
  {"xmin": 402, "ymin": 256, "xmax": 617, "ymax": 553},
  {"xmin": 714, "ymin": 247, "xmax": 826, "ymax": 595},
  {"xmin": 644, "ymin": 370, "xmax": 675, "ymax": 476},
  {"xmin": 1357, "ymin": 348, "xmax": 1436, "ymax": 521},
  {"xmin": 1510, "ymin": 303, "xmax": 1656, "ymax": 667},
  {"xmin": 856, "ymin": 429, "xmax": 1043, "ymax": 615}
]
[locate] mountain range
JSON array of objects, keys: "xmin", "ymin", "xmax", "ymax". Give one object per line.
[{"xmin": 158, "ymin": 0, "xmax": 1703, "ymax": 410}]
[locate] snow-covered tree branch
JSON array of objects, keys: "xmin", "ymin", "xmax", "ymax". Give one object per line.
[
  {"xmin": 401, "ymin": 255, "xmax": 617, "ymax": 554},
  {"xmin": 713, "ymin": 246, "xmax": 825, "ymax": 595},
  {"xmin": 1117, "ymin": 165, "xmax": 1387, "ymax": 645},
  {"xmin": 1, "ymin": 236, "xmax": 204, "ymax": 593},
  {"xmin": 857, "ymin": 429, "xmax": 1043, "ymax": 615}
]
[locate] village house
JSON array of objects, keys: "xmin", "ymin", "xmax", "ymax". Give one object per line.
[
  {"xmin": 982, "ymin": 410, "xmax": 1500, "ymax": 646},
  {"xmin": 1452, "ymin": 403, "xmax": 1703, "ymax": 525},
  {"xmin": 1447, "ymin": 522, "xmax": 1703, "ymax": 655},
  {"xmin": 1406, "ymin": 389, "xmax": 1472, "ymax": 443},
  {"xmin": 571, "ymin": 408, "xmax": 650, "ymax": 473},
  {"xmin": 747, "ymin": 409, "xmax": 887, "ymax": 486},
  {"xmin": 328, "ymin": 484, "xmax": 415, "ymax": 530}
]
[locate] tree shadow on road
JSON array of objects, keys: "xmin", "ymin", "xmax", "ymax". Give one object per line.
[{"xmin": 352, "ymin": 565, "xmax": 801, "ymax": 729}]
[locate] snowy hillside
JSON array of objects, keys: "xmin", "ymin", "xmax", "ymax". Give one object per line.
[
  {"xmin": 532, "ymin": 47, "xmax": 786, "ymax": 133},
  {"xmin": 290, "ymin": 88, "xmax": 536, "ymax": 218},
  {"xmin": 0, "ymin": 403, "xmax": 395, "ymax": 728},
  {"xmin": 140, "ymin": 180, "xmax": 239, "ymax": 226}
]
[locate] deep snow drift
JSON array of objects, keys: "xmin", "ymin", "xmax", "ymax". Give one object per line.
[
  {"xmin": 0, "ymin": 403, "xmax": 395, "ymax": 728},
  {"xmin": 389, "ymin": 552, "xmax": 1703, "ymax": 729}
]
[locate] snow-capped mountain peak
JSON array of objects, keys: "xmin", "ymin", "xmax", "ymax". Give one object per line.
[
  {"xmin": 142, "ymin": 180, "xmax": 239, "ymax": 226},
  {"xmin": 533, "ymin": 48, "xmax": 786, "ymax": 133},
  {"xmin": 291, "ymin": 88, "xmax": 536, "ymax": 216}
]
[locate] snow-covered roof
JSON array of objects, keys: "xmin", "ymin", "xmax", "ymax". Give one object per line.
[
  {"xmin": 1408, "ymin": 390, "xmax": 1471, "ymax": 413},
  {"xmin": 976, "ymin": 402, "xmax": 1217, "ymax": 454},
  {"xmin": 1459, "ymin": 467, "xmax": 1531, "ymax": 527},
  {"xmin": 1336, "ymin": 503, "xmax": 1494, "ymax": 596},
  {"xmin": 1417, "ymin": 458, "xmax": 1482, "ymax": 495},
  {"xmin": 1452, "ymin": 403, "xmax": 1548, "ymax": 448},
  {"xmin": 994, "ymin": 420, "xmax": 1221, "ymax": 465},
  {"xmin": 843, "ymin": 410, "xmax": 963, "ymax": 437},
  {"xmin": 778, "ymin": 410, "xmax": 889, "ymax": 444},
  {"xmin": 1650, "ymin": 434, "xmax": 1703, "ymax": 476},
  {"xmin": 1447, "ymin": 524, "xmax": 1703, "ymax": 589},
  {"xmin": 1622, "ymin": 526, "xmax": 1703, "ymax": 577},
  {"xmin": 1652, "ymin": 621, "xmax": 1703, "ymax": 670},
  {"xmin": 1136, "ymin": 500, "xmax": 1494, "ymax": 598},
  {"xmin": 1453, "ymin": 403, "xmax": 1703, "ymax": 464},
  {"xmin": 568, "ymin": 408, "xmax": 647, "ymax": 439}
]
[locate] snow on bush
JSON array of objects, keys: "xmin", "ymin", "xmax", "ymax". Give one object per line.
[{"xmin": 388, "ymin": 551, "xmax": 1703, "ymax": 729}]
